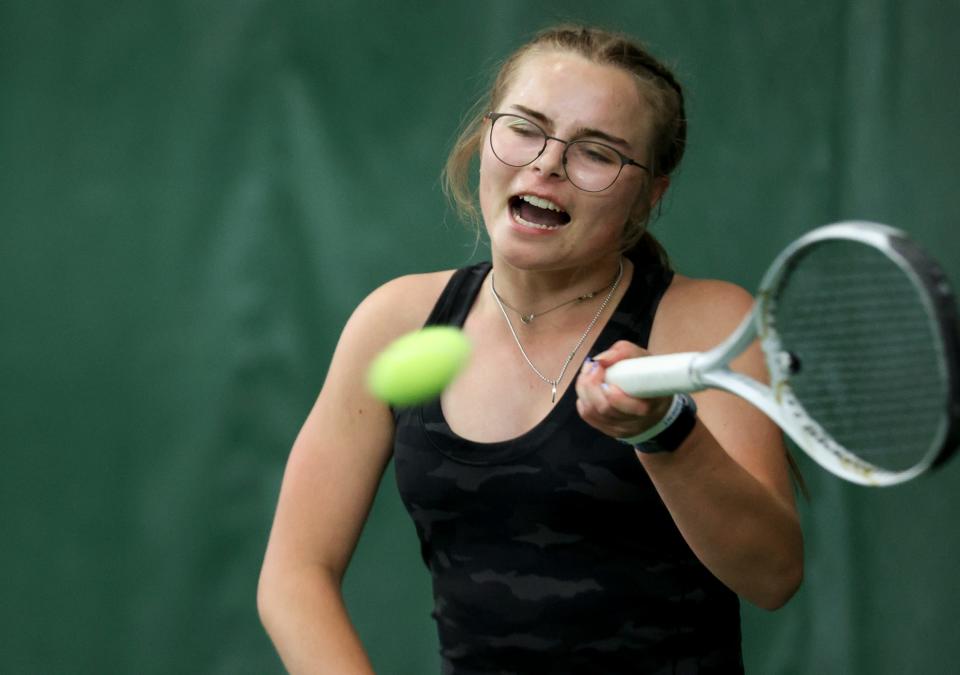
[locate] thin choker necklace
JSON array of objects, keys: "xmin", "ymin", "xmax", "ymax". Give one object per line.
[
  {"xmin": 490, "ymin": 270, "xmax": 620, "ymax": 324},
  {"xmin": 490, "ymin": 259, "xmax": 625, "ymax": 403}
]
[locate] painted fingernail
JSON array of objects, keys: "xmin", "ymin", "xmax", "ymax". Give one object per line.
[
  {"xmin": 582, "ymin": 357, "xmax": 594, "ymax": 373},
  {"xmin": 601, "ymin": 383, "xmax": 610, "ymax": 393}
]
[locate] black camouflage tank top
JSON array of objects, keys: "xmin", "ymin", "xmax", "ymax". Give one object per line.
[{"xmin": 393, "ymin": 255, "xmax": 744, "ymax": 675}]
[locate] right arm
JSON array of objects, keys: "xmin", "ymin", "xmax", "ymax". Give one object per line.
[{"xmin": 257, "ymin": 272, "xmax": 447, "ymax": 673}]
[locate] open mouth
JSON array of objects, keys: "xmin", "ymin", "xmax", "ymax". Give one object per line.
[{"xmin": 509, "ymin": 194, "xmax": 572, "ymax": 230}]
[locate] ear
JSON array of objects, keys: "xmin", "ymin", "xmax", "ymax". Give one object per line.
[
  {"xmin": 628, "ymin": 174, "xmax": 671, "ymax": 224},
  {"xmin": 648, "ymin": 175, "xmax": 670, "ymax": 209}
]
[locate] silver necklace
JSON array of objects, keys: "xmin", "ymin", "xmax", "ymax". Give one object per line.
[
  {"xmin": 490, "ymin": 259, "xmax": 624, "ymax": 403},
  {"xmin": 491, "ymin": 275, "xmax": 618, "ymax": 324}
]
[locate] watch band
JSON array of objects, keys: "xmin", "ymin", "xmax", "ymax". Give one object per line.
[{"xmin": 618, "ymin": 393, "xmax": 698, "ymax": 454}]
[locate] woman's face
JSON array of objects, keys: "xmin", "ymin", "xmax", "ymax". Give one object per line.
[{"xmin": 479, "ymin": 50, "xmax": 655, "ymax": 271}]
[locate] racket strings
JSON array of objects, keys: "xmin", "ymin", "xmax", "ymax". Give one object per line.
[{"xmin": 772, "ymin": 240, "xmax": 946, "ymax": 472}]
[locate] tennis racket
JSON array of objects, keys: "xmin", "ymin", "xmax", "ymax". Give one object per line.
[{"xmin": 606, "ymin": 221, "xmax": 960, "ymax": 486}]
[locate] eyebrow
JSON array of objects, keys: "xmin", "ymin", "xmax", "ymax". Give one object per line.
[{"xmin": 508, "ymin": 104, "xmax": 633, "ymax": 150}]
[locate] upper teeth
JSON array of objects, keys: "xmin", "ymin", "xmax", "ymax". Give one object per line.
[{"xmin": 520, "ymin": 194, "xmax": 564, "ymax": 212}]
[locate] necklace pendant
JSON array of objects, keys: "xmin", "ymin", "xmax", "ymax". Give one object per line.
[
  {"xmin": 521, "ymin": 314, "xmax": 534, "ymax": 324},
  {"xmin": 551, "ymin": 383, "xmax": 557, "ymax": 403}
]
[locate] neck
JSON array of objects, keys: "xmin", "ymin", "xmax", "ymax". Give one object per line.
[{"xmin": 488, "ymin": 253, "xmax": 626, "ymax": 312}]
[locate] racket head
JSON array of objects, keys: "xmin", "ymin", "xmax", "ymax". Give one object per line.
[{"xmin": 758, "ymin": 222, "xmax": 960, "ymax": 485}]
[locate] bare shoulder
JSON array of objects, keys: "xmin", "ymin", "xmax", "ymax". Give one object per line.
[
  {"xmin": 314, "ymin": 267, "xmax": 459, "ymax": 433},
  {"xmin": 650, "ymin": 273, "xmax": 754, "ymax": 354},
  {"xmin": 345, "ymin": 269, "xmax": 458, "ymax": 352}
]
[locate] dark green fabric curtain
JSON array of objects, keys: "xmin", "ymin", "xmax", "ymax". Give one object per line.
[{"xmin": 2, "ymin": 1, "xmax": 958, "ymax": 673}]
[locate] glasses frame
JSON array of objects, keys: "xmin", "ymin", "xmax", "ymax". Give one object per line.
[{"xmin": 485, "ymin": 111, "xmax": 650, "ymax": 192}]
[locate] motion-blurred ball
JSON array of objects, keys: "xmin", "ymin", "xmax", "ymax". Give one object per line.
[{"xmin": 367, "ymin": 326, "xmax": 472, "ymax": 406}]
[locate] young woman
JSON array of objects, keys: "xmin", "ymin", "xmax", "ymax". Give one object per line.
[{"xmin": 258, "ymin": 25, "xmax": 803, "ymax": 674}]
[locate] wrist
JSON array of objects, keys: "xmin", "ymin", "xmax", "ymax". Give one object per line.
[{"xmin": 617, "ymin": 393, "xmax": 698, "ymax": 454}]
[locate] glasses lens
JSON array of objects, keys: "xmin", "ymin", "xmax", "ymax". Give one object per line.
[
  {"xmin": 490, "ymin": 115, "xmax": 545, "ymax": 167},
  {"xmin": 565, "ymin": 141, "xmax": 622, "ymax": 192}
]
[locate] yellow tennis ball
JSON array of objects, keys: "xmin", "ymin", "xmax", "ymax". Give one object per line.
[{"xmin": 367, "ymin": 326, "xmax": 472, "ymax": 406}]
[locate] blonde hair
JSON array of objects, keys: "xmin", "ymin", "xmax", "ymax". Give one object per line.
[{"xmin": 442, "ymin": 25, "xmax": 687, "ymax": 266}]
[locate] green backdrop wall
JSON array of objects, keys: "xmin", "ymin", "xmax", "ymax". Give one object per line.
[{"xmin": 2, "ymin": 1, "xmax": 958, "ymax": 673}]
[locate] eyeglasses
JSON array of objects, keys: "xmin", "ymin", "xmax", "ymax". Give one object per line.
[{"xmin": 485, "ymin": 112, "xmax": 649, "ymax": 192}]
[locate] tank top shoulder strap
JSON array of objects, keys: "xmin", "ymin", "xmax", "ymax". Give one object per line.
[
  {"xmin": 604, "ymin": 249, "xmax": 675, "ymax": 349},
  {"xmin": 424, "ymin": 262, "xmax": 492, "ymax": 328}
]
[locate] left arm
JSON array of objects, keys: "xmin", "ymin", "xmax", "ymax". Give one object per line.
[{"xmin": 575, "ymin": 277, "xmax": 803, "ymax": 610}]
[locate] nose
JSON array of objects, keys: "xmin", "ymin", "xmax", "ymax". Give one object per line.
[{"xmin": 531, "ymin": 137, "xmax": 567, "ymax": 180}]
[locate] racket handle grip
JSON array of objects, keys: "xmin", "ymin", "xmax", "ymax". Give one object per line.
[{"xmin": 604, "ymin": 352, "xmax": 700, "ymax": 398}]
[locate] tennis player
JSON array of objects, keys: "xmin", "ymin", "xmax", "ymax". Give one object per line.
[{"xmin": 258, "ymin": 24, "xmax": 803, "ymax": 674}]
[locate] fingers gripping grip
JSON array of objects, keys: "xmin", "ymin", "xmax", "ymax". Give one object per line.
[{"xmin": 604, "ymin": 352, "xmax": 701, "ymax": 398}]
